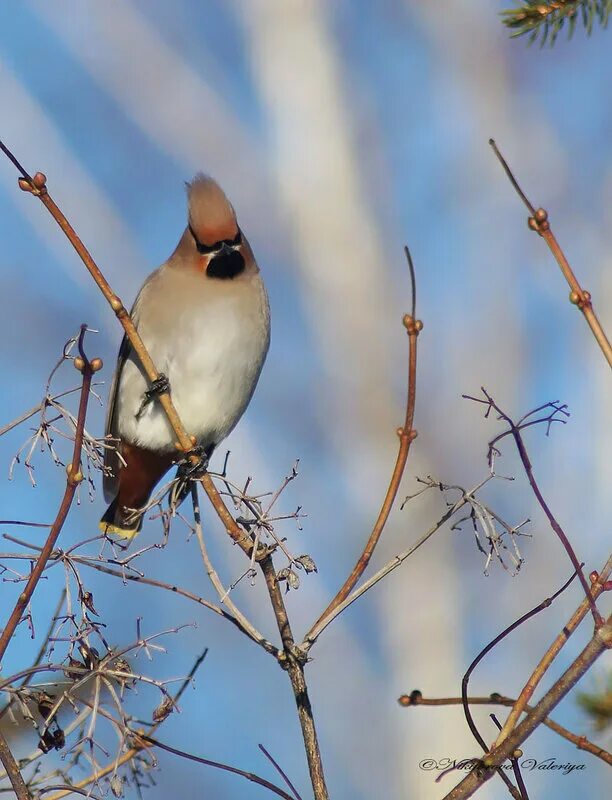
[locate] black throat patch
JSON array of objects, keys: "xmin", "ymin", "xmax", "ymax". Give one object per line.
[
  {"xmin": 189, "ymin": 224, "xmax": 245, "ymax": 279},
  {"xmin": 207, "ymin": 249, "xmax": 245, "ymax": 279}
]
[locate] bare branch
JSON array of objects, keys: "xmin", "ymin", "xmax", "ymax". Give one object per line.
[{"xmin": 490, "ymin": 138, "xmax": 612, "ymax": 368}]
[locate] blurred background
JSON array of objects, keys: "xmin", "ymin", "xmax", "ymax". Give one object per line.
[{"xmin": 0, "ymin": 1, "xmax": 610, "ymax": 798}]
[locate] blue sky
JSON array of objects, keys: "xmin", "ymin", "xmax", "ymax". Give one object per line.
[{"xmin": 0, "ymin": 3, "xmax": 610, "ymax": 799}]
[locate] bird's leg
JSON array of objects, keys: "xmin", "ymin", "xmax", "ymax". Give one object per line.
[
  {"xmin": 135, "ymin": 373, "xmax": 171, "ymax": 420},
  {"xmin": 169, "ymin": 445, "xmax": 212, "ymax": 511}
]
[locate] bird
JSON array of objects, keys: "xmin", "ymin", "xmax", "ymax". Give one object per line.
[{"xmin": 100, "ymin": 174, "xmax": 270, "ymax": 539}]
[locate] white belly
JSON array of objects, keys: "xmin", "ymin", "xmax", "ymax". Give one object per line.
[{"xmin": 116, "ymin": 270, "xmax": 270, "ymax": 452}]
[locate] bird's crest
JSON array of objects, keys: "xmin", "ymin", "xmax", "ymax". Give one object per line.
[{"xmin": 186, "ymin": 174, "xmax": 238, "ymax": 245}]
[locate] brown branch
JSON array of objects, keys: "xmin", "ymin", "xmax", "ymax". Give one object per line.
[
  {"xmin": 493, "ymin": 555, "xmax": 612, "ymax": 748},
  {"xmin": 0, "ymin": 326, "xmax": 95, "ymax": 663},
  {"xmin": 399, "ymin": 692, "xmax": 612, "ymax": 766},
  {"xmin": 311, "ymin": 246, "xmax": 421, "ymax": 629},
  {"xmin": 0, "ymin": 589, "xmax": 66, "ymax": 722},
  {"xmin": 259, "ymin": 556, "xmax": 329, "ymax": 799},
  {"xmin": 489, "ymin": 138, "xmax": 612, "ymax": 368},
  {"xmin": 441, "ymin": 614, "xmax": 612, "ymax": 800},
  {"xmin": 71, "ymin": 555, "xmax": 230, "ymax": 616},
  {"xmin": 0, "ymin": 730, "xmax": 30, "ymax": 800}
]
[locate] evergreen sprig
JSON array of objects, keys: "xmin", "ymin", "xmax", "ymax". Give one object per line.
[{"xmin": 501, "ymin": 0, "xmax": 612, "ymax": 45}]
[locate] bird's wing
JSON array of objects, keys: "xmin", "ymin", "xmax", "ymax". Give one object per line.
[{"xmin": 102, "ymin": 333, "xmax": 132, "ymax": 502}]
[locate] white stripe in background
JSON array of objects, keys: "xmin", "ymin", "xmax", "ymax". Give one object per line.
[
  {"xmin": 0, "ymin": 63, "xmax": 146, "ymax": 300},
  {"xmin": 237, "ymin": 3, "xmax": 464, "ymax": 797},
  {"xmin": 28, "ymin": 0, "xmax": 275, "ymax": 228},
  {"xmin": 237, "ymin": 0, "xmax": 398, "ymax": 456}
]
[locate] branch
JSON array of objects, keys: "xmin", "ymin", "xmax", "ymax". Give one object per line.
[
  {"xmin": 259, "ymin": 554, "xmax": 329, "ymax": 799},
  {"xmin": 311, "ymin": 247, "xmax": 421, "ymax": 629},
  {"xmin": 43, "ymin": 649, "xmax": 209, "ymax": 800},
  {"xmin": 465, "ymin": 388, "xmax": 601, "ymax": 625},
  {"xmin": 0, "ymin": 325, "xmax": 96, "ymax": 663},
  {"xmin": 454, "ymin": 568, "xmax": 580, "ymax": 798},
  {"xmin": 399, "ymin": 692, "xmax": 612, "ymax": 766},
  {"xmin": 190, "ymin": 484, "xmax": 278, "ymax": 655},
  {"xmin": 442, "ymin": 615, "xmax": 612, "ymax": 800},
  {"xmin": 501, "ymin": 1, "xmax": 612, "ymax": 47},
  {"xmin": 302, "ymin": 478, "xmax": 475, "ymax": 650},
  {"xmin": 139, "ymin": 733, "xmax": 297, "ymax": 800},
  {"xmin": 493, "ymin": 555, "xmax": 612, "ymax": 748},
  {"xmin": 0, "ymin": 730, "xmax": 30, "ymax": 800},
  {"xmin": 489, "ymin": 138, "xmax": 612, "ymax": 367},
  {"xmin": 0, "ymin": 589, "xmax": 66, "ymax": 722}
]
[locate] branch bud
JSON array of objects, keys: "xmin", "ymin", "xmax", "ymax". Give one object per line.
[
  {"xmin": 66, "ymin": 463, "xmax": 83, "ymax": 484},
  {"xmin": 403, "ymin": 314, "xmax": 423, "ymax": 335}
]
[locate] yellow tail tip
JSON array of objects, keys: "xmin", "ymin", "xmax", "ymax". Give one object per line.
[{"xmin": 99, "ymin": 520, "xmax": 140, "ymax": 541}]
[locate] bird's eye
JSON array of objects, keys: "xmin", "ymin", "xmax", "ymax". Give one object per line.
[
  {"xmin": 190, "ymin": 224, "xmax": 242, "ymax": 254},
  {"xmin": 219, "ymin": 230, "xmax": 242, "ymax": 248}
]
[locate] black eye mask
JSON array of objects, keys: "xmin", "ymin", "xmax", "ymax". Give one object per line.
[{"xmin": 189, "ymin": 224, "xmax": 242, "ymax": 255}]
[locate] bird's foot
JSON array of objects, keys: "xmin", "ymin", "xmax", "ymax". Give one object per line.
[
  {"xmin": 177, "ymin": 445, "xmax": 210, "ymax": 481},
  {"xmin": 169, "ymin": 446, "xmax": 212, "ymax": 510},
  {"xmin": 135, "ymin": 373, "xmax": 170, "ymax": 420}
]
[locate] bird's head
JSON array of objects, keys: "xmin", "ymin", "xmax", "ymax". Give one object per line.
[{"xmin": 186, "ymin": 174, "xmax": 245, "ymax": 279}]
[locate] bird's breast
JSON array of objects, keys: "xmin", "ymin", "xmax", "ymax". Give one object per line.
[{"xmin": 116, "ymin": 272, "xmax": 270, "ymax": 452}]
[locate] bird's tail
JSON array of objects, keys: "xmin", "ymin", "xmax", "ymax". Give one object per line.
[{"xmin": 99, "ymin": 497, "xmax": 143, "ymax": 541}]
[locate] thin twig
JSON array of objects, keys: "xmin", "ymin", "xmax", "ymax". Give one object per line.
[
  {"xmin": 258, "ymin": 744, "xmax": 303, "ymax": 800},
  {"xmin": 312, "ymin": 247, "xmax": 421, "ymax": 628},
  {"xmin": 138, "ymin": 733, "xmax": 296, "ymax": 800},
  {"xmin": 0, "ymin": 589, "xmax": 66, "ymax": 721},
  {"xmin": 0, "ymin": 386, "xmax": 99, "ymax": 438},
  {"xmin": 466, "ymin": 388, "xmax": 601, "ymax": 625},
  {"xmin": 43, "ymin": 649, "xmax": 209, "ymax": 800},
  {"xmin": 398, "ymin": 692, "xmax": 612, "ymax": 766},
  {"xmin": 490, "ymin": 713, "xmax": 529, "ymax": 800},
  {"xmin": 303, "ymin": 484, "xmax": 471, "ymax": 649},
  {"xmin": 190, "ymin": 484, "xmax": 278, "ymax": 655},
  {"xmin": 489, "ymin": 138, "xmax": 612, "ymax": 368},
  {"xmin": 456, "ymin": 567, "xmax": 579, "ymax": 797}
]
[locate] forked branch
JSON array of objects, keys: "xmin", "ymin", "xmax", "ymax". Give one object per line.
[{"xmin": 311, "ymin": 246, "xmax": 422, "ymax": 630}]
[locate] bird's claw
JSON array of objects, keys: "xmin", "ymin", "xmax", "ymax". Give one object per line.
[
  {"xmin": 135, "ymin": 374, "xmax": 170, "ymax": 420},
  {"xmin": 169, "ymin": 446, "xmax": 212, "ymax": 511},
  {"xmin": 177, "ymin": 445, "xmax": 210, "ymax": 481}
]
